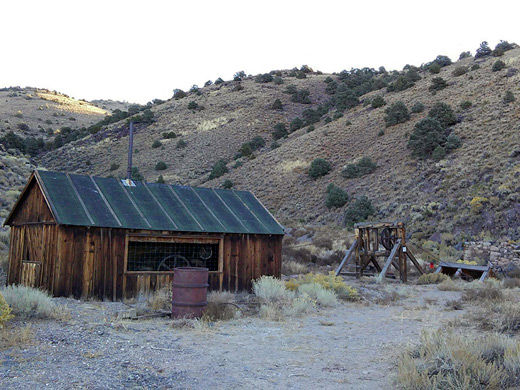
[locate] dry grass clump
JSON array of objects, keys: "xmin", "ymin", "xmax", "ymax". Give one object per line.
[
  {"xmin": 437, "ymin": 278, "xmax": 462, "ymax": 291},
  {"xmin": 0, "ymin": 291, "xmax": 14, "ymax": 328},
  {"xmin": 281, "ymin": 259, "xmax": 308, "ymax": 275},
  {"xmin": 298, "ymin": 283, "xmax": 337, "ymax": 307},
  {"xmin": 203, "ymin": 291, "xmax": 238, "ymax": 321},
  {"xmin": 252, "ymin": 276, "xmax": 326, "ymax": 320},
  {"xmin": 149, "ymin": 286, "xmax": 172, "ymax": 311},
  {"xmin": 1, "ymin": 285, "xmax": 68, "ymax": 320},
  {"xmin": 398, "ymin": 331, "xmax": 520, "ymax": 389},
  {"xmin": 375, "ymin": 285, "xmax": 409, "ymax": 305},
  {"xmin": 462, "ymin": 282, "xmax": 504, "ymax": 302},
  {"xmin": 417, "ymin": 273, "xmax": 450, "ymax": 285},
  {"xmin": 0, "ymin": 324, "xmax": 34, "ymax": 350},
  {"xmin": 285, "ymin": 272, "xmax": 359, "ymax": 301},
  {"xmin": 503, "ymin": 278, "xmax": 520, "ymax": 289},
  {"xmin": 470, "ymin": 301, "xmax": 520, "ymax": 335}
]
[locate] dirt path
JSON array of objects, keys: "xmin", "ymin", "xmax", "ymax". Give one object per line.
[{"xmin": 0, "ymin": 285, "xmax": 463, "ymax": 389}]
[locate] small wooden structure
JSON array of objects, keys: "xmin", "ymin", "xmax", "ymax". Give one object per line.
[
  {"xmin": 4, "ymin": 170, "xmax": 284, "ymax": 300},
  {"xmin": 335, "ymin": 221, "xmax": 424, "ymax": 282},
  {"xmin": 435, "ymin": 261, "xmax": 494, "ymax": 281}
]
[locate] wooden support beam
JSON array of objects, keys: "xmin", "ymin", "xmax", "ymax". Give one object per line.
[
  {"xmin": 454, "ymin": 268, "xmax": 462, "ymax": 278},
  {"xmin": 405, "ymin": 249, "xmax": 424, "ymax": 275},
  {"xmin": 335, "ymin": 240, "xmax": 358, "ymax": 276},
  {"xmin": 479, "ymin": 267, "xmax": 490, "ymax": 282},
  {"xmin": 435, "ymin": 267, "xmax": 442, "ymax": 274},
  {"xmin": 380, "ymin": 239, "xmax": 401, "ymax": 280},
  {"xmin": 370, "ymin": 256, "xmax": 382, "ymax": 273}
]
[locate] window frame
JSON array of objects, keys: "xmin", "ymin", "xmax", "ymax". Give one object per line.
[{"xmin": 124, "ymin": 234, "xmax": 224, "ymax": 274}]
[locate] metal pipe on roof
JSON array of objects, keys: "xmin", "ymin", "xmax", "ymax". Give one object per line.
[{"xmin": 127, "ymin": 121, "xmax": 134, "ymax": 181}]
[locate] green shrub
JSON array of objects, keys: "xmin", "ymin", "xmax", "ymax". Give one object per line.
[
  {"xmin": 384, "ymin": 101, "xmax": 410, "ymax": 127},
  {"xmin": 475, "ymin": 41, "xmax": 492, "ymax": 59},
  {"xmin": 1, "ymin": 285, "xmax": 63, "ymax": 320},
  {"xmin": 273, "ymin": 76, "xmax": 284, "ymax": 85},
  {"xmin": 271, "ymin": 99, "xmax": 283, "ymax": 110},
  {"xmin": 272, "ymin": 123, "xmax": 288, "ymax": 140},
  {"xmin": 459, "ymin": 100, "xmax": 472, "ymax": 110},
  {"xmin": 333, "ymin": 112, "xmax": 343, "ymax": 120},
  {"xmin": 432, "ymin": 145, "xmax": 446, "ymax": 161},
  {"xmin": 162, "ymin": 131, "xmax": 177, "ymax": 139},
  {"xmin": 131, "ymin": 167, "xmax": 144, "ymax": 181},
  {"xmin": 428, "ymin": 63, "xmax": 441, "ymax": 74},
  {"xmin": 249, "ymin": 136, "xmax": 265, "ymax": 150},
  {"xmin": 344, "ymin": 196, "xmax": 375, "ymax": 226},
  {"xmin": 429, "ymin": 77, "xmax": 447, "ymax": 92},
  {"xmin": 428, "ymin": 102, "xmax": 457, "ymax": 128},
  {"xmin": 239, "ymin": 143, "xmax": 253, "ymax": 157},
  {"xmin": 433, "ymin": 55, "xmax": 452, "ymax": 67},
  {"xmin": 377, "ymin": 130, "xmax": 384, "ymax": 136},
  {"xmin": 411, "ymin": 102, "xmax": 425, "ymax": 113},
  {"xmin": 306, "ymin": 125, "xmax": 315, "ymax": 133},
  {"xmin": 290, "ymin": 117, "xmax": 304, "ymax": 132},
  {"xmin": 408, "ymin": 118, "xmax": 445, "ymax": 158},
  {"xmin": 233, "ymin": 71, "xmax": 246, "ymax": 81},
  {"xmin": 445, "ymin": 133, "xmax": 462, "ymax": 150},
  {"xmin": 452, "ymin": 66, "xmax": 468, "ymax": 76},
  {"xmin": 190, "ymin": 85, "xmax": 201, "ymax": 95},
  {"xmin": 342, "ymin": 156, "xmax": 377, "ymax": 178},
  {"xmin": 271, "ymin": 141, "xmax": 280, "ymax": 149},
  {"xmin": 176, "ymin": 139, "xmax": 187, "ymax": 148},
  {"xmin": 209, "ymin": 160, "xmax": 228, "ymax": 180},
  {"xmin": 298, "ymin": 283, "xmax": 337, "ymax": 307},
  {"xmin": 156, "ymin": 175, "xmax": 165, "ymax": 184},
  {"xmin": 471, "ymin": 63, "xmax": 480, "ymax": 71},
  {"xmin": 151, "ymin": 140, "xmax": 162, "ymax": 148},
  {"xmin": 255, "ymin": 73, "xmax": 273, "ymax": 83},
  {"xmin": 291, "ymin": 89, "xmax": 311, "ymax": 104},
  {"xmin": 504, "ymin": 90, "xmax": 515, "ymax": 103},
  {"xmin": 334, "ymin": 85, "xmax": 359, "ymax": 111},
  {"xmin": 173, "ymin": 89, "xmax": 187, "ymax": 100},
  {"xmin": 222, "ymin": 179, "xmax": 233, "ymax": 189},
  {"xmin": 459, "ymin": 51, "xmax": 472, "ymax": 60},
  {"xmin": 308, "ymin": 158, "xmax": 332, "ymax": 179},
  {"xmin": 214, "ymin": 77, "xmax": 224, "ymax": 85},
  {"xmin": 323, "ymin": 116, "xmax": 331, "ymax": 124},
  {"xmin": 109, "ymin": 163, "xmax": 119, "ymax": 171},
  {"xmin": 492, "ymin": 60, "xmax": 506, "ymax": 72},
  {"xmin": 387, "ymin": 75, "xmax": 415, "ymax": 92},
  {"xmin": 371, "ymin": 95, "xmax": 386, "ymax": 108},
  {"xmin": 155, "ymin": 161, "xmax": 167, "ymax": 170},
  {"xmin": 187, "ymin": 101, "xmax": 199, "ymax": 110},
  {"xmin": 325, "ymin": 184, "xmax": 349, "ymax": 209},
  {"xmin": 204, "ymin": 80, "xmax": 213, "ymax": 87}
]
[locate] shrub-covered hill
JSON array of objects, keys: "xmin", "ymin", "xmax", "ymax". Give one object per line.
[{"xmin": 8, "ymin": 44, "xmax": 520, "ymax": 248}]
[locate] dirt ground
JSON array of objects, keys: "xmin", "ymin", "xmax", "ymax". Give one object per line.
[{"xmin": 0, "ymin": 282, "xmax": 464, "ymax": 390}]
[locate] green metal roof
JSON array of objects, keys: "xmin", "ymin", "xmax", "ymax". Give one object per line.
[{"xmin": 33, "ymin": 170, "xmax": 284, "ymax": 235}]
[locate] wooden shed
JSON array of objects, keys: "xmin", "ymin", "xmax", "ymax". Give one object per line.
[{"xmin": 4, "ymin": 170, "xmax": 284, "ymax": 300}]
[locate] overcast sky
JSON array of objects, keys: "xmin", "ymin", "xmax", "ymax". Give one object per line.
[{"xmin": 2, "ymin": 0, "xmax": 519, "ymax": 104}]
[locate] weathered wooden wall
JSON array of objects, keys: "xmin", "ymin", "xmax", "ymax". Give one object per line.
[{"xmin": 7, "ymin": 178, "xmax": 283, "ymax": 300}]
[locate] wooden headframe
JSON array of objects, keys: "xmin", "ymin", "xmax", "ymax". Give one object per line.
[{"xmin": 335, "ymin": 221, "xmax": 424, "ymax": 282}]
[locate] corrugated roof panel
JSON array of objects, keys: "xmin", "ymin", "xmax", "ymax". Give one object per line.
[
  {"xmin": 33, "ymin": 170, "xmax": 283, "ymax": 235},
  {"xmin": 92, "ymin": 176, "xmax": 150, "ymax": 229},
  {"xmin": 68, "ymin": 174, "xmax": 120, "ymax": 227},
  {"xmin": 146, "ymin": 183, "xmax": 203, "ymax": 232},
  {"xmin": 37, "ymin": 170, "xmax": 92, "ymax": 226},
  {"xmin": 233, "ymin": 190, "xmax": 284, "ymax": 235},
  {"xmin": 215, "ymin": 189, "xmax": 270, "ymax": 234},
  {"xmin": 171, "ymin": 186, "xmax": 227, "ymax": 233},
  {"xmin": 124, "ymin": 182, "xmax": 177, "ymax": 231},
  {"xmin": 192, "ymin": 187, "xmax": 248, "ymax": 233}
]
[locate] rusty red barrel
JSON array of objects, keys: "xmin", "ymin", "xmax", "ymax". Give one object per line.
[{"xmin": 172, "ymin": 267, "xmax": 209, "ymax": 319}]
